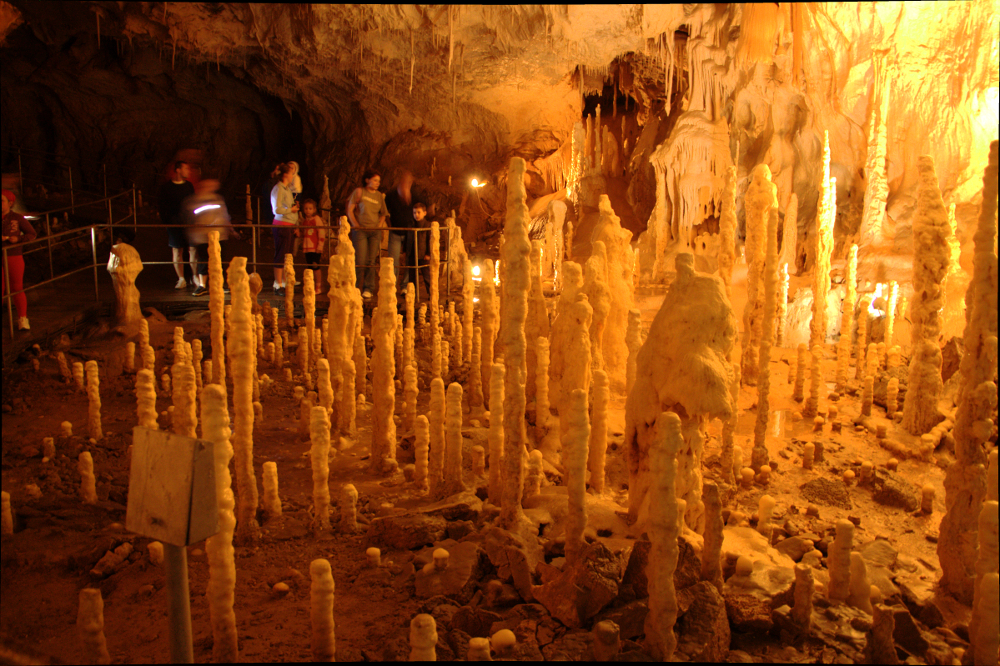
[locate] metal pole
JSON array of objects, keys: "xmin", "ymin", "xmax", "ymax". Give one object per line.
[
  {"xmin": 69, "ymin": 166, "xmax": 75, "ymax": 212},
  {"xmin": 91, "ymin": 226, "xmax": 99, "ymax": 302},
  {"xmin": 103, "ymin": 163, "xmax": 107, "ymax": 198},
  {"xmin": 133, "ymin": 185, "xmax": 138, "ymax": 232},
  {"xmin": 252, "ymin": 224, "xmax": 257, "ymax": 275},
  {"xmin": 163, "ymin": 543, "xmax": 195, "ymax": 664},
  {"xmin": 3, "ymin": 246, "xmax": 14, "ymax": 338},
  {"xmin": 46, "ymin": 214, "xmax": 54, "ymax": 280}
]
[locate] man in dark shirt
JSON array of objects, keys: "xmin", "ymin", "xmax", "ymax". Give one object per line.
[
  {"xmin": 385, "ymin": 170, "xmax": 422, "ymax": 291},
  {"xmin": 158, "ymin": 161, "xmax": 196, "ymax": 289}
]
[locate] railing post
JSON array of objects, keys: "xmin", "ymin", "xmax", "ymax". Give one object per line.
[
  {"xmin": 252, "ymin": 224, "xmax": 257, "ymax": 276},
  {"xmin": 103, "ymin": 163, "xmax": 108, "ymax": 198},
  {"xmin": 69, "ymin": 166, "xmax": 75, "ymax": 212},
  {"xmin": 46, "ymin": 213, "xmax": 54, "ymax": 280},
  {"xmin": 3, "ymin": 245, "xmax": 14, "ymax": 338},
  {"xmin": 91, "ymin": 226, "xmax": 99, "ymax": 302},
  {"xmin": 132, "ymin": 185, "xmax": 138, "ymax": 232}
]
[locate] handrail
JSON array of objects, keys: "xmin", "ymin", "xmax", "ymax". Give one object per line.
[{"xmin": 2, "ymin": 198, "xmax": 466, "ymax": 339}]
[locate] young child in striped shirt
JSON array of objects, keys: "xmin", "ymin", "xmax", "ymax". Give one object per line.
[{"xmin": 297, "ymin": 199, "xmax": 326, "ymax": 295}]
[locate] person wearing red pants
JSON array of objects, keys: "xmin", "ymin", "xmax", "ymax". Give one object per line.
[{"xmin": 2, "ymin": 189, "xmax": 37, "ymax": 331}]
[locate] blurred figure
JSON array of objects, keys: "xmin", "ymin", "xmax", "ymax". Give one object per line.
[
  {"xmin": 1, "ymin": 189, "xmax": 37, "ymax": 330},
  {"xmin": 271, "ymin": 162, "xmax": 299, "ymax": 296},
  {"xmin": 385, "ymin": 170, "xmax": 423, "ymax": 291},
  {"xmin": 185, "ymin": 179, "xmax": 237, "ymax": 297},
  {"xmin": 346, "ymin": 170, "xmax": 387, "ymax": 300},
  {"xmin": 159, "ymin": 161, "xmax": 196, "ymax": 289},
  {"xmin": 297, "ymin": 198, "xmax": 326, "ymax": 295}
]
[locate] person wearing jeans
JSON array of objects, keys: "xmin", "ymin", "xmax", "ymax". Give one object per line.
[
  {"xmin": 2, "ymin": 189, "xmax": 38, "ymax": 331},
  {"xmin": 345, "ymin": 170, "xmax": 388, "ymax": 299},
  {"xmin": 385, "ymin": 170, "xmax": 422, "ymax": 292}
]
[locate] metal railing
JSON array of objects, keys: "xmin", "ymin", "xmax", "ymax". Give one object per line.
[
  {"xmin": 3, "ymin": 210, "xmax": 463, "ymax": 338},
  {"xmin": 2, "ymin": 187, "xmax": 137, "ymax": 337}
]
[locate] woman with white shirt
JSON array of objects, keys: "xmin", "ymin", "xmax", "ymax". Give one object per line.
[{"xmin": 270, "ymin": 162, "xmax": 299, "ymax": 296}]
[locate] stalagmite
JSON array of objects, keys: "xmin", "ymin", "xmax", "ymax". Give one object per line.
[
  {"xmin": 369, "ymin": 260, "xmax": 398, "ymax": 476},
  {"xmin": 718, "ymin": 165, "xmax": 738, "ymax": 293},
  {"xmin": 440, "ymin": 337, "xmax": 450, "ymax": 378},
  {"xmin": 135, "ymin": 369, "xmax": 158, "ymax": 430},
  {"xmin": 262, "ymin": 462, "xmax": 281, "ymax": 519},
  {"xmin": 209, "ymin": 231, "xmax": 226, "ymax": 387},
  {"xmin": 811, "ymin": 134, "xmax": 834, "ymax": 348},
  {"xmin": 625, "ymin": 309, "xmax": 641, "ymax": 396},
  {"xmin": 409, "ymin": 614, "xmax": 437, "ymax": 661},
  {"xmin": 590, "ymin": 195, "xmax": 634, "ymax": 391},
  {"xmin": 395, "ymin": 313, "xmax": 404, "ymax": 378},
  {"xmin": 854, "ymin": 294, "xmax": 872, "ymax": 380},
  {"xmin": 859, "ymin": 54, "xmax": 891, "ymax": 249},
  {"xmin": 191, "ymin": 339, "xmax": 202, "ymax": 391},
  {"xmin": 776, "ymin": 265, "xmax": 789, "ymax": 348},
  {"xmin": 430, "ymin": 222, "xmax": 441, "ymax": 378},
  {"xmin": 161, "ymin": 372, "xmax": 171, "ymax": 397},
  {"xmin": 563, "ymin": 388, "xmax": 591, "ymax": 565},
  {"xmin": 791, "ymin": 563, "xmax": 814, "ymax": 633},
  {"xmin": 309, "ymin": 559, "xmax": 336, "ymax": 662},
  {"xmin": 414, "ymin": 415, "xmax": 429, "ymax": 492},
  {"xmin": 1, "ymin": 491, "xmax": 13, "ymax": 535},
  {"xmin": 310, "ymin": 406, "xmax": 332, "ymax": 533},
  {"xmin": 837, "ymin": 245, "xmax": 858, "ymax": 392},
  {"xmin": 429, "ymin": 378, "xmax": 446, "ymax": 498},
  {"xmin": 582, "ymin": 241, "xmax": 611, "ymax": 375},
  {"xmin": 701, "ymin": 482, "xmax": 724, "ymax": 592},
  {"xmin": 83, "ymin": 361, "xmax": 103, "ymax": 440},
  {"xmin": 442, "ymin": 383, "xmax": 467, "ymax": 497},
  {"xmin": 901, "ymin": 156, "xmax": 953, "ymax": 435},
  {"xmin": 463, "ymin": 259, "xmax": 474, "ymax": 364},
  {"xmin": 316, "ymin": 358, "xmax": 334, "ymax": 426},
  {"xmin": 284, "ymin": 253, "xmax": 295, "ymax": 327},
  {"xmin": 303, "ymin": 269, "xmax": 316, "ymax": 371},
  {"xmin": 973, "ymin": 573, "xmax": 999, "ymax": 666},
  {"xmin": 499, "ymin": 157, "xmax": 531, "ymax": 531},
  {"xmin": 79, "ymin": 451, "xmax": 98, "ymax": 504},
  {"xmin": 403, "ymin": 363, "xmax": 418, "ymax": 432},
  {"xmin": 827, "ymin": 520, "xmax": 854, "ymax": 604},
  {"xmin": 61, "ymin": 421, "xmax": 72, "ymax": 438},
  {"xmin": 125, "ymin": 342, "xmax": 136, "ymax": 374},
  {"xmin": 848, "ymin": 551, "xmax": 874, "ymax": 614},
  {"xmin": 77, "ymin": 589, "xmax": 111, "ymax": 665},
  {"xmin": 56, "ymin": 351, "xmax": 71, "ymax": 383},
  {"xmin": 469, "ymin": 328, "xmax": 483, "ymax": 413},
  {"xmin": 73, "ymin": 361, "xmax": 85, "ymax": 391},
  {"xmin": 778, "ymin": 193, "xmax": 799, "ymax": 275},
  {"xmin": 883, "ymin": 281, "xmax": 899, "ymax": 362},
  {"xmin": 227, "ymin": 258, "xmax": 259, "ymax": 542},
  {"xmin": 752, "ymin": 207, "xmax": 780, "ymax": 471},
  {"xmin": 467, "ymin": 637, "xmax": 491, "ymax": 661},
  {"xmin": 200, "ymin": 384, "xmax": 238, "ymax": 663},
  {"xmin": 886, "ymin": 378, "xmax": 900, "ymax": 419},
  {"xmin": 742, "ymin": 165, "xmax": 777, "ymax": 386},
  {"xmin": 644, "ymin": 412, "xmax": 682, "ymax": 662},
  {"xmin": 171, "ymin": 353, "xmax": 196, "ymax": 439},
  {"xmin": 803, "ymin": 345, "xmax": 822, "ymax": 418},
  {"xmin": 340, "ymin": 484, "xmax": 358, "ymax": 533},
  {"xmin": 588, "ymin": 370, "xmax": 610, "ymax": 494},
  {"xmin": 487, "ymin": 364, "xmax": 505, "ymax": 506},
  {"xmin": 793, "ymin": 343, "xmax": 807, "ymax": 402},
  {"xmin": 939, "ymin": 142, "xmax": 998, "ymax": 604}
]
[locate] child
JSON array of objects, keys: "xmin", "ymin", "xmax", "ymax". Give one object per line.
[
  {"xmin": 414, "ymin": 202, "xmax": 442, "ymax": 299},
  {"xmin": 297, "ymin": 199, "xmax": 326, "ymax": 294}
]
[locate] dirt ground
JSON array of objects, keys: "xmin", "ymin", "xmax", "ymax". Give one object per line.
[{"xmin": 0, "ymin": 278, "xmax": 990, "ymax": 663}]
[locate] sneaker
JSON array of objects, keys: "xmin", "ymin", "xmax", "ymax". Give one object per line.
[
  {"xmin": 275, "ymin": 287, "xmax": 286, "ymax": 297},
  {"xmin": 192, "ymin": 286, "xmax": 208, "ymax": 297},
  {"xmin": 362, "ymin": 290, "xmax": 372, "ymax": 300},
  {"xmin": 17, "ymin": 317, "xmax": 30, "ymax": 331},
  {"xmin": 175, "ymin": 277, "xmax": 187, "ymax": 290},
  {"xmin": 223, "ymin": 284, "xmax": 231, "ymax": 295}
]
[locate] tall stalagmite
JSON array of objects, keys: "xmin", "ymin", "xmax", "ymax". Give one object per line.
[
  {"xmin": 564, "ymin": 388, "xmax": 590, "ymax": 566},
  {"xmin": 209, "ymin": 231, "xmax": 226, "ymax": 388},
  {"xmin": 859, "ymin": 53, "xmax": 891, "ymax": 250},
  {"xmin": 810, "ymin": 133, "xmax": 834, "ymax": 348},
  {"xmin": 499, "ymin": 157, "xmax": 531, "ymax": 530},
  {"xmin": 583, "ymin": 241, "xmax": 611, "ymax": 376},
  {"xmin": 751, "ymin": 207, "xmax": 780, "ymax": 471},
  {"xmin": 226, "ymin": 257, "xmax": 259, "ymax": 543},
  {"xmin": 591, "ymin": 195, "xmax": 635, "ymax": 392},
  {"xmin": 480, "ymin": 259, "xmax": 498, "ymax": 405},
  {"xmin": 939, "ymin": 141, "xmax": 998, "ymax": 604},
  {"xmin": 742, "ymin": 165, "xmax": 778, "ymax": 386},
  {"xmin": 369, "ymin": 260, "xmax": 398, "ymax": 476},
  {"xmin": 901, "ymin": 156, "xmax": 953, "ymax": 436},
  {"xmin": 430, "ymin": 222, "xmax": 441, "ymax": 378},
  {"xmin": 588, "ymin": 369, "xmax": 609, "ymax": 494}
]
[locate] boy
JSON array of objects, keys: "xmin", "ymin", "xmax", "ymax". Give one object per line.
[
  {"xmin": 414, "ymin": 202, "xmax": 445, "ymax": 299},
  {"xmin": 297, "ymin": 199, "xmax": 326, "ymax": 295}
]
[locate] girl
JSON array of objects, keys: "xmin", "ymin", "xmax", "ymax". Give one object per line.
[
  {"xmin": 2, "ymin": 190, "xmax": 38, "ymax": 331},
  {"xmin": 345, "ymin": 170, "xmax": 388, "ymax": 299},
  {"xmin": 297, "ymin": 199, "xmax": 326, "ymax": 295}
]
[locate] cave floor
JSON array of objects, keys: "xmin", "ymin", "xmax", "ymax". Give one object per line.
[{"xmin": 0, "ymin": 277, "xmax": 975, "ymax": 663}]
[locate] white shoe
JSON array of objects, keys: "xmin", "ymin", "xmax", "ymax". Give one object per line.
[
  {"xmin": 17, "ymin": 317, "xmax": 30, "ymax": 331},
  {"xmin": 362, "ymin": 290, "xmax": 372, "ymax": 300},
  {"xmin": 175, "ymin": 277, "xmax": 187, "ymax": 290}
]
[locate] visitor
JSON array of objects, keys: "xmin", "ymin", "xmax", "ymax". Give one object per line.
[
  {"xmin": 159, "ymin": 161, "xmax": 196, "ymax": 289},
  {"xmin": 297, "ymin": 198, "xmax": 326, "ymax": 295},
  {"xmin": 345, "ymin": 170, "xmax": 388, "ymax": 300},
  {"xmin": 1, "ymin": 189, "xmax": 37, "ymax": 331},
  {"xmin": 385, "ymin": 170, "xmax": 421, "ymax": 292},
  {"xmin": 184, "ymin": 179, "xmax": 238, "ymax": 297},
  {"xmin": 413, "ymin": 202, "xmax": 438, "ymax": 299},
  {"xmin": 288, "ymin": 161, "xmax": 305, "ymax": 259},
  {"xmin": 271, "ymin": 162, "xmax": 300, "ymax": 297}
]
